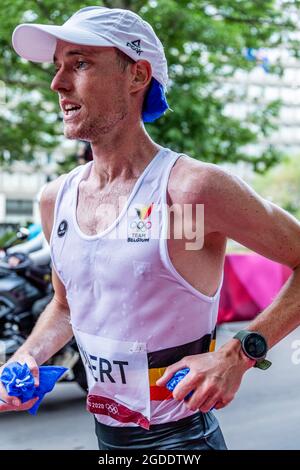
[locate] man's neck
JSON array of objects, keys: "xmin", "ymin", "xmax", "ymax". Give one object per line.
[{"xmin": 89, "ymin": 127, "xmax": 162, "ymax": 188}]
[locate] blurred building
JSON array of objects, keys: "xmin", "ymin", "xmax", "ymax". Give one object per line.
[
  {"xmin": 223, "ymin": 47, "xmax": 300, "ymax": 157},
  {"xmin": 0, "ymin": 164, "xmax": 45, "ymax": 225},
  {"xmin": 0, "ymin": 145, "xmax": 70, "ymax": 225}
]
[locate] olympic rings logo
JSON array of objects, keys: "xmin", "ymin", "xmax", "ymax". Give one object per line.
[
  {"xmin": 130, "ymin": 220, "xmax": 152, "ymax": 231},
  {"xmin": 106, "ymin": 403, "xmax": 119, "ymax": 415}
]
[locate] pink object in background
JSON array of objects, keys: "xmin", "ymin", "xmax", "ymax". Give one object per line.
[{"xmin": 218, "ymin": 253, "xmax": 291, "ymax": 324}]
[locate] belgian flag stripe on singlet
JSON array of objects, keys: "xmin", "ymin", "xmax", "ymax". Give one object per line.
[
  {"xmin": 148, "ymin": 332, "xmax": 214, "ymax": 401},
  {"xmin": 148, "ymin": 333, "xmax": 212, "ymax": 368},
  {"xmin": 209, "ymin": 327, "xmax": 217, "ymax": 352}
]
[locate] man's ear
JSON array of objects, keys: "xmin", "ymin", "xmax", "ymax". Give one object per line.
[{"xmin": 129, "ymin": 60, "xmax": 152, "ymax": 94}]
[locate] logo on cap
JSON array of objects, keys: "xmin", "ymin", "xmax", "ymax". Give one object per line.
[
  {"xmin": 126, "ymin": 39, "xmax": 143, "ymax": 56},
  {"xmin": 57, "ymin": 220, "xmax": 68, "ymax": 237}
]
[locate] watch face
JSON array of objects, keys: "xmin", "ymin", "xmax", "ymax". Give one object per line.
[{"xmin": 244, "ymin": 333, "xmax": 267, "ymax": 360}]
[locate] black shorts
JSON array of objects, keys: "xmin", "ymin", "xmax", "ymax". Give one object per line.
[{"xmin": 94, "ymin": 412, "xmax": 227, "ymax": 450}]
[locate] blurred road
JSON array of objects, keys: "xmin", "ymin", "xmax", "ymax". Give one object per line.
[
  {"xmin": 217, "ymin": 322, "xmax": 300, "ymax": 450},
  {"xmin": 0, "ymin": 382, "xmax": 97, "ymax": 450},
  {"xmin": 0, "ymin": 323, "xmax": 300, "ymax": 450}
]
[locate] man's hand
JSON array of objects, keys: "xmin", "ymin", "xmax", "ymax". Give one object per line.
[
  {"xmin": 156, "ymin": 339, "xmax": 255, "ymax": 413},
  {"xmin": 0, "ymin": 353, "xmax": 39, "ymax": 412}
]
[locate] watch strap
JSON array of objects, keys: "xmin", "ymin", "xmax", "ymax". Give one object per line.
[
  {"xmin": 254, "ymin": 359, "xmax": 272, "ymax": 370},
  {"xmin": 233, "ymin": 330, "xmax": 250, "ymax": 342}
]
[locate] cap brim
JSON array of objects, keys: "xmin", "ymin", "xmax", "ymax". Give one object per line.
[{"xmin": 12, "ymin": 24, "xmax": 114, "ymax": 63}]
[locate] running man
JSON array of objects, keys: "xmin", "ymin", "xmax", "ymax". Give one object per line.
[{"xmin": 1, "ymin": 7, "xmax": 300, "ymax": 450}]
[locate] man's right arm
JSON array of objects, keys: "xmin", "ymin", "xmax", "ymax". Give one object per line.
[{"xmin": 0, "ymin": 175, "xmax": 72, "ymax": 411}]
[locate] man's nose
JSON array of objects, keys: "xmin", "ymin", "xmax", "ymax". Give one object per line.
[{"xmin": 51, "ymin": 67, "xmax": 72, "ymax": 93}]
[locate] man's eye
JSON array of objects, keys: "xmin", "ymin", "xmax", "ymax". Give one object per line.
[{"xmin": 76, "ymin": 61, "xmax": 88, "ymax": 70}]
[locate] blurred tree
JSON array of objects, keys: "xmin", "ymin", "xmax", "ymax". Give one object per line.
[
  {"xmin": 252, "ymin": 153, "xmax": 300, "ymax": 219},
  {"xmin": 1, "ymin": 0, "xmax": 300, "ymax": 170}
]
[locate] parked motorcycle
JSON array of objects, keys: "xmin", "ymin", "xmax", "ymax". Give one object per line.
[{"xmin": 0, "ymin": 226, "xmax": 30, "ymax": 270}]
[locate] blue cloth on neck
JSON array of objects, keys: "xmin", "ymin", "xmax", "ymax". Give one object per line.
[
  {"xmin": 142, "ymin": 78, "xmax": 170, "ymax": 123},
  {"xmin": 0, "ymin": 362, "xmax": 68, "ymax": 415}
]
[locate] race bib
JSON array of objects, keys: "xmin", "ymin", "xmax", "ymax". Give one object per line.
[{"xmin": 73, "ymin": 327, "xmax": 150, "ymax": 429}]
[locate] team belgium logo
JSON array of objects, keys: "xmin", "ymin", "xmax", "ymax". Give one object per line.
[{"xmin": 127, "ymin": 203, "xmax": 154, "ymax": 243}]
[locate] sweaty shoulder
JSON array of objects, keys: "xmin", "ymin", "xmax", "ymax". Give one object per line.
[
  {"xmin": 168, "ymin": 154, "xmax": 232, "ymax": 206},
  {"xmin": 40, "ymin": 174, "xmax": 68, "ymax": 243}
]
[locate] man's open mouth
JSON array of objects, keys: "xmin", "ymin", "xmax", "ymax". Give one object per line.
[
  {"xmin": 61, "ymin": 100, "xmax": 82, "ymax": 119},
  {"xmin": 63, "ymin": 104, "xmax": 81, "ymax": 117}
]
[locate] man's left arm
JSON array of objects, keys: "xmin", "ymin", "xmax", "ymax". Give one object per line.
[{"xmin": 157, "ymin": 164, "xmax": 300, "ymax": 412}]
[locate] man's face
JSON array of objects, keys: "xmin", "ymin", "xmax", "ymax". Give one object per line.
[{"xmin": 51, "ymin": 41, "xmax": 131, "ymax": 141}]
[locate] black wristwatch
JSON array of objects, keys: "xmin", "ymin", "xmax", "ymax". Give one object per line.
[{"xmin": 233, "ymin": 330, "xmax": 272, "ymax": 370}]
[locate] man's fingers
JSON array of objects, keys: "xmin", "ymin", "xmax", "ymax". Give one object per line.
[
  {"xmin": 214, "ymin": 401, "xmax": 225, "ymax": 410},
  {"xmin": 0, "ymin": 379, "xmax": 22, "ymax": 406},
  {"xmin": 0, "ymin": 381, "xmax": 17, "ymax": 405},
  {"xmin": 15, "ymin": 397, "xmax": 39, "ymax": 411},
  {"xmin": 183, "ymin": 385, "xmax": 211, "ymax": 411},
  {"xmin": 0, "ymin": 399, "xmax": 22, "ymax": 412},
  {"xmin": 197, "ymin": 393, "xmax": 220, "ymax": 413},
  {"xmin": 214, "ymin": 395, "xmax": 234, "ymax": 410},
  {"xmin": 0, "ymin": 396, "xmax": 38, "ymax": 412},
  {"xmin": 29, "ymin": 363, "xmax": 39, "ymax": 387},
  {"xmin": 0, "ymin": 401, "xmax": 15, "ymax": 412},
  {"xmin": 172, "ymin": 372, "xmax": 202, "ymax": 401},
  {"xmin": 156, "ymin": 360, "xmax": 186, "ymax": 386}
]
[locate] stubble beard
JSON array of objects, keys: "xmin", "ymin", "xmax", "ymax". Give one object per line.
[{"xmin": 64, "ymin": 97, "xmax": 129, "ymax": 142}]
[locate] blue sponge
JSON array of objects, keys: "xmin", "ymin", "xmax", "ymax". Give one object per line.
[
  {"xmin": 166, "ymin": 367, "xmax": 194, "ymax": 400},
  {"xmin": 0, "ymin": 362, "xmax": 68, "ymax": 415}
]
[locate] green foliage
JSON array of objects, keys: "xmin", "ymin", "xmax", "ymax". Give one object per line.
[
  {"xmin": 252, "ymin": 153, "xmax": 300, "ymax": 219},
  {"xmin": 1, "ymin": 0, "xmax": 300, "ymax": 169}
]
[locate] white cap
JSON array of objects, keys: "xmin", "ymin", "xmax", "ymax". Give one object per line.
[{"xmin": 12, "ymin": 6, "xmax": 168, "ymax": 90}]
